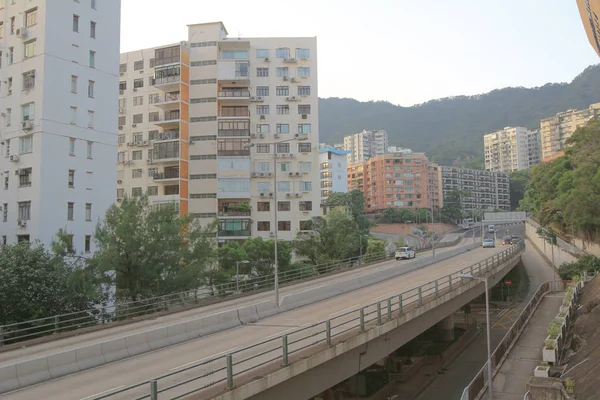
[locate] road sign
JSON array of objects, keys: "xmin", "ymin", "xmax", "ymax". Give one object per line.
[{"xmin": 505, "ymin": 280, "xmax": 512, "ymax": 287}]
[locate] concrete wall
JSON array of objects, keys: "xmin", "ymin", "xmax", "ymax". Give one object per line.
[
  {"xmin": 568, "ymin": 236, "xmax": 600, "ymax": 258},
  {"xmin": 525, "ymin": 221, "xmax": 577, "ymax": 269}
]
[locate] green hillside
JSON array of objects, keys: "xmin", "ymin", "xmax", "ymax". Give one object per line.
[{"xmin": 318, "ymin": 64, "xmax": 600, "ymax": 167}]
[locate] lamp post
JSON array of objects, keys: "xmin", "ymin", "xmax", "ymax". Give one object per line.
[
  {"xmin": 235, "ymin": 260, "xmax": 249, "ymax": 293},
  {"xmin": 461, "ymin": 273, "xmax": 493, "ymax": 400},
  {"xmin": 539, "ymin": 229, "xmax": 558, "ymax": 286},
  {"xmin": 245, "ymin": 135, "xmax": 308, "ymax": 307}
]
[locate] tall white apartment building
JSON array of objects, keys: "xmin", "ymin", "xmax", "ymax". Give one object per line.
[
  {"xmin": 343, "ymin": 129, "xmax": 388, "ymax": 164},
  {"xmin": 484, "ymin": 127, "xmax": 541, "ymax": 173},
  {"xmin": 0, "ymin": 1, "xmax": 120, "ymax": 250},
  {"xmin": 118, "ymin": 22, "xmax": 320, "ymax": 245},
  {"xmin": 318, "ymin": 146, "xmax": 349, "ymax": 202}
]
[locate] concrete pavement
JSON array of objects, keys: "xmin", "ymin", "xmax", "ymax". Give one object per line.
[{"xmin": 2, "ymin": 242, "xmax": 514, "ymax": 400}]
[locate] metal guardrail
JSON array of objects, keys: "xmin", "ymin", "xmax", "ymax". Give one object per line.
[
  {"xmin": 0, "ymin": 250, "xmax": 397, "ymax": 346},
  {"xmin": 460, "ymin": 280, "xmax": 552, "ymax": 400},
  {"xmin": 87, "ymin": 242, "xmax": 525, "ymax": 400}
]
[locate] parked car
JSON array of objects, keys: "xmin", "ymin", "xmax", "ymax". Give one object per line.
[
  {"xmin": 482, "ymin": 239, "xmax": 496, "ymax": 248},
  {"xmin": 395, "ymin": 246, "xmax": 416, "ymax": 260},
  {"xmin": 502, "ymin": 235, "xmax": 513, "ymax": 245}
]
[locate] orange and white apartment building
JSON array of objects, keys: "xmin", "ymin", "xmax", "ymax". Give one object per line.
[
  {"xmin": 117, "ymin": 22, "xmax": 320, "ymax": 245},
  {"xmin": 347, "ymin": 153, "xmax": 442, "ymax": 214}
]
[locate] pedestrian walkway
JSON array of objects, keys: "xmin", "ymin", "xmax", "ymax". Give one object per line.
[{"xmin": 490, "ymin": 292, "xmax": 564, "ymax": 399}]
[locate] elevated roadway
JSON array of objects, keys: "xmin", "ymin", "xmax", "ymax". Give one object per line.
[{"xmin": 0, "ymin": 228, "xmax": 526, "ymax": 400}]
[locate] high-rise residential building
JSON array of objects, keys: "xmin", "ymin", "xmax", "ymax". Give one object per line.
[
  {"xmin": 318, "ymin": 146, "xmax": 350, "ymax": 202},
  {"xmin": 118, "ymin": 22, "xmax": 319, "ymax": 245},
  {"xmin": 576, "ymin": 0, "xmax": 600, "ymax": 57},
  {"xmin": 540, "ymin": 103, "xmax": 600, "ymax": 161},
  {"xmin": 347, "ymin": 153, "xmax": 441, "ymax": 214},
  {"xmin": 343, "ymin": 129, "xmax": 388, "ymax": 164},
  {"xmin": 440, "ymin": 167, "xmax": 510, "ymax": 213},
  {"xmin": 484, "ymin": 127, "xmax": 541, "ymax": 173},
  {"xmin": 0, "ymin": 1, "xmax": 120, "ymax": 250}
]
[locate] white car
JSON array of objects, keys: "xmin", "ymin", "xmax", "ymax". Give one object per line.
[
  {"xmin": 395, "ymin": 246, "xmax": 416, "ymax": 260},
  {"xmin": 488, "ymin": 225, "xmax": 495, "ymax": 233}
]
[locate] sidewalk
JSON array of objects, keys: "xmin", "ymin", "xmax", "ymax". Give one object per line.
[{"xmin": 490, "ymin": 292, "xmax": 564, "ymax": 399}]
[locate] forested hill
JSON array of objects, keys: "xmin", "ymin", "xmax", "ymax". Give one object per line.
[{"xmin": 318, "ymin": 64, "xmax": 600, "ymax": 167}]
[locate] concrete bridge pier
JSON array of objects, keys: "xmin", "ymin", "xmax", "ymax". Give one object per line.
[{"xmin": 437, "ymin": 314, "xmax": 455, "ymax": 342}]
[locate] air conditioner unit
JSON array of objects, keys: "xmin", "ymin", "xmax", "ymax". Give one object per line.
[
  {"xmin": 280, "ymin": 154, "xmax": 287, "ymax": 158},
  {"xmin": 291, "ymin": 78, "xmax": 298, "ymax": 83},
  {"xmin": 117, "ymin": 180, "xmax": 123, "ymax": 184},
  {"xmin": 295, "ymin": 172, "xmax": 301, "ymax": 176},
  {"xmin": 127, "ymin": 142, "xmax": 134, "ymax": 146},
  {"xmin": 269, "ymin": 232, "xmax": 275, "ymax": 237},
  {"xmin": 251, "ymin": 172, "xmax": 258, "ymax": 177},
  {"xmin": 118, "ymin": 126, "xmax": 123, "ymax": 130},
  {"xmin": 259, "ymin": 172, "xmax": 266, "ymax": 177},
  {"xmin": 267, "ymin": 172, "xmax": 273, "ymax": 177},
  {"xmin": 146, "ymin": 159, "xmax": 153, "ymax": 164},
  {"xmin": 269, "ymin": 192, "xmax": 274, "ymax": 197},
  {"xmin": 14, "ymin": 169, "xmax": 20, "ymax": 175},
  {"xmin": 283, "ymin": 76, "xmax": 289, "ymax": 81},
  {"xmin": 250, "ymin": 134, "xmax": 257, "ymax": 138},
  {"xmin": 302, "ymin": 114, "xmax": 308, "ymax": 119},
  {"xmin": 288, "ymin": 172, "xmax": 293, "ymax": 176},
  {"xmin": 139, "ymin": 71, "xmax": 144, "ymax": 74},
  {"xmin": 16, "ymin": 28, "xmax": 27, "ymax": 39},
  {"xmin": 9, "ymin": 155, "xmax": 19, "ymax": 162},
  {"xmin": 259, "ymin": 133, "xmax": 265, "ymax": 138},
  {"xmin": 289, "ymin": 153, "xmax": 295, "ymax": 157},
  {"xmin": 119, "ymin": 108, "xmax": 125, "ymax": 114},
  {"xmin": 119, "ymin": 90, "xmax": 124, "ymax": 95},
  {"xmin": 132, "ymin": 124, "xmax": 137, "ymax": 128},
  {"xmin": 134, "ymin": 141, "xmax": 142, "ymax": 146},
  {"xmin": 286, "ymin": 193, "xmax": 292, "ymax": 198},
  {"xmin": 250, "ymin": 96, "xmax": 256, "ymax": 101},
  {"xmin": 260, "ymin": 115, "xmax": 266, "ymax": 120},
  {"xmin": 117, "ymin": 198, "xmax": 123, "ymax": 202},
  {"xmin": 133, "ymin": 88, "xmax": 138, "ymax": 92},
  {"xmin": 143, "ymin": 140, "xmax": 149, "ymax": 146},
  {"xmin": 264, "ymin": 57, "xmax": 269, "ymax": 62},
  {"xmin": 274, "ymin": 134, "xmax": 280, "ymax": 138},
  {"xmin": 22, "ymin": 121, "xmax": 33, "ymax": 130},
  {"xmin": 295, "ymin": 193, "xmax": 301, "ymax": 197},
  {"xmin": 17, "ymin": 220, "xmax": 26, "ymax": 227},
  {"xmin": 256, "ymin": 96, "xmax": 263, "ymax": 101},
  {"xmin": 260, "ymin": 192, "xmax": 265, "ymax": 197}
]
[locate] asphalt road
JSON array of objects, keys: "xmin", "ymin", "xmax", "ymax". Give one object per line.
[{"xmin": 3, "ymin": 240, "xmax": 514, "ymax": 400}]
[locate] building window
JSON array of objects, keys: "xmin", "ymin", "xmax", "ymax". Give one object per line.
[
  {"xmin": 69, "ymin": 138, "xmax": 76, "ymax": 155},
  {"xmin": 278, "ymin": 201, "xmax": 291, "ymax": 212},
  {"xmin": 299, "ymin": 220, "xmax": 312, "ymax": 230},
  {"xmin": 88, "ymin": 80, "xmax": 95, "ymax": 97},
  {"xmin": 18, "ymin": 168, "xmax": 32, "ymax": 187},
  {"xmin": 89, "ymin": 51, "xmax": 95, "ymax": 67},
  {"xmin": 132, "ymin": 187, "xmax": 142, "ymax": 197},
  {"xmin": 131, "ymin": 169, "xmax": 143, "ymax": 179},
  {"xmin": 258, "ymin": 182, "xmax": 271, "ymax": 193},
  {"xmin": 299, "ymin": 201, "xmax": 312, "ymax": 211},
  {"xmin": 91, "ymin": 0, "xmax": 97, "ymax": 9},
  {"xmin": 84, "ymin": 235, "xmax": 91, "ymax": 253},
  {"xmin": 132, "ymin": 151, "xmax": 142, "ymax": 160},
  {"xmin": 19, "ymin": 135, "xmax": 32, "ymax": 154},
  {"xmin": 257, "ymin": 202, "xmax": 270, "ymax": 212},
  {"xmin": 275, "ymin": 48, "xmax": 290, "ymax": 58},
  {"xmin": 277, "ymin": 181, "xmax": 290, "ymax": 192},
  {"xmin": 10, "ymin": 17, "xmax": 14, "ymax": 34},
  {"xmin": 256, "ymin": 86, "xmax": 269, "ymax": 97},
  {"xmin": 256, "ymin": 49, "xmax": 269, "ymax": 58},
  {"xmin": 298, "ymin": 105, "xmax": 311, "ymax": 114},
  {"xmin": 298, "ymin": 161, "xmax": 312, "ymax": 172},
  {"xmin": 278, "ymin": 221, "xmax": 291, "ymax": 231},
  {"xmin": 220, "ymin": 50, "xmax": 248, "ymax": 59},
  {"xmin": 276, "ymin": 105, "xmax": 289, "ymax": 115},
  {"xmin": 25, "ymin": 8, "xmax": 38, "ymax": 28},
  {"xmin": 276, "ymin": 143, "xmax": 290, "ymax": 153},
  {"xmin": 119, "ymin": 81, "xmax": 127, "ymax": 91},
  {"xmin": 256, "ymin": 68, "xmax": 269, "ymax": 77},
  {"xmin": 18, "ymin": 201, "xmax": 31, "ymax": 220},
  {"xmin": 133, "ymin": 61, "xmax": 144, "ymax": 71},
  {"xmin": 133, "ymin": 132, "xmax": 143, "ymax": 142},
  {"xmin": 276, "ymin": 67, "xmax": 288, "ymax": 77},
  {"xmin": 132, "ymin": 96, "xmax": 143, "ymax": 106},
  {"xmin": 133, "ymin": 114, "xmax": 143, "ymax": 124},
  {"xmin": 85, "ymin": 203, "xmax": 92, "ymax": 221},
  {"xmin": 119, "ymin": 64, "xmax": 127, "ymax": 73},
  {"xmin": 257, "ymin": 124, "xmax": 269, "ymax": 133},
  {"xmin": 297, "ymin": 67, "xmax": 310, "ymax": 77},
  {"xmin": 68, "ymin": 169, "xmax": 75, "ymax": 187},
  {"xmin": 23, "ymin": 70, "xmax": 36, "ymax": 90},
  {"xmin": 298, "ymin": 86, "xmax": 310, "ymax": 96},
  {"xmin": 22, "ymin": 103, "xmax": 35, "ymax": 122},
  {"xmin": 133, "ymin": 78, "xmax": 143, "ymax": 88},
  {"xmin": 149, "ymin": 58, "xmax": 155, "ymax": 67},
  {"xmin": 298, "ymin": 124, "xmax": 311, "ymax": 134},
  {"xmin": 276, "ymin": 86, "xmax": 289, "ymax": 96},
  {"xmin": 90, "ymin": 21, "xmax": 96, "ymax": 38},
  {"xmin": 299, "ymin": 143, "xmax": 311, "ymax": 153},
  {"xmin": 256, "ymin": 105, "xmax": 269, "ymax": 115},
  {"xmin": 117, "ymin": 188, "xmax": 125, "ymax": 198},
  {"xmin": 23, "ymin": 39, "xmax": 36, "ymax": 58},
  {"xmin": 5, "ymin": 108, "xmax": 11, "ymax": 126},
  {"xmin": 67, "ymin": 202, "xmax": 74, "ymax": 221},
  {"xmin": 148, "ymin": 112, "xmax": 159, "ymax": 121},
  {"xmin": 87, "ymin": 141, "xmax": 93, "ymax": 158},
  {"xmin": 257, "ymin": 221, "xmax": 270, "ymax": 231},
  {"xmin": 70, "ymin": 107, "xmax": 77, "ymax": 124},
  {"xmin": 296, "ymin": 48, "xmax": 310, "ymax": 59},
  {"xmin": 276, "ymin": 124, "xmax": 289, "ymax": 134},
  {"xmin": 147, "ymin": 186, "xmax": 158, "ymax": 196},
  {"xmin": 87, "ymin": 110, "xmax": 94, "ymax": 127},
  {"xmin": 8, "ymin": 47, "xmax": 14, "ymax": 64},
  {"xmin": 2, "ymin": 204, "xmax": 6, "ymax": 222},
  {"xmin": 149, "ymin": 93, "xmax": 160, "ymax": 104},
  {"xmin": 278, "ymin": 162, "xmax": 291, "ymax": 172},
  {"xmin": 256, "ymin": 144, "xmax": 270, "ymax": 153},
  {"xmin": 300, "ymin": 181, "xmax": 312, "ymax": 191},
  {"xmin": 73, "ymin": 15, "xmax": 79, "ymax": 32}
]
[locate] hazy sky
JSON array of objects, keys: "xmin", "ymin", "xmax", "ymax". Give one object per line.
[{"xmin": 121, "ymin": 0, "xmax": 598, "ymax": 106}]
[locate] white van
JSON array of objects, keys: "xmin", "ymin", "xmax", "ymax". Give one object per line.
[
  {"xmin": 488, "ymin": 225, "xmax": 495, "ymax": 233},
  {"xmin": 395, "ymin": 246, "xmax": 416, "ymax": 260}
]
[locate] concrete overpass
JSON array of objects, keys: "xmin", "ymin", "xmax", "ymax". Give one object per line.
[{"xmin": 0, "ymin": 226, "xmax": 526, "ymax": 400}]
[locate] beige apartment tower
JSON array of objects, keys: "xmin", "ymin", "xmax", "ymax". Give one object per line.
[
  {"xmin": 343, "ymin": 129, "xmax": 388, "ymax": 164},
  {"xmin": 484, "ymin": 127, "xmax": 541, "ymax": 173},
  {"xmin": 540, "ymin": 103, "xmax": 600, "ymax": 161},
  {"xmin": 118, "ymin": 22, "xmax": 320, "ymax": 245}
]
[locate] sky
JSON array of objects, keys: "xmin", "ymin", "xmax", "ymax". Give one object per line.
[{"xmin": 121, "ymin": 0, "xmax": 599, "ymax": 106}]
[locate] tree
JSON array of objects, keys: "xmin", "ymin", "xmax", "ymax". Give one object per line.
[
  {"xmin": 324, "ymin": 189, "xmax": 365, "ymax": 221},
  {"xmin": 441, "ymin": 189, "xmax": 464, "ymax": 223},
  {"xmin": 91, "ymin": 196, "xmax": 198, "ymax": 302},
  {"xmin": 558, "ymin": 255, "xmax": 600, "ymax": 280},
  {"xmin": 509, "ymin": 169, "xmax": 530, "ymax": 210},
  {"xmin": 0, "ymin": 240, "xmax": 100, "ymax": 326},
  {"xmin": 217, "ymin": 237, "xmax": 292, "ymax": 277},
  {"xmin": 365, "ymin": 239, "xmax": 387, "ymax": 257}
]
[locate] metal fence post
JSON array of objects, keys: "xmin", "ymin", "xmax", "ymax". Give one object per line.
[
  {"xmin": 418, "ymin": 287, "xmax": 423, "ymax": 306},
  {"xmin": 387, "ymin": 298, "xmax": 392, "ymax": 320},
  {"xmin": 54, "ymin": 316, "xmax": 59, "ymax": 333},
  {"xmin": 226, "ymin": 354, "xmax": 234, "ymax": 389},
  {"xmin": 398, "ymin": 295, "xmax": 403, "ymax": 314},
  {"xmin": 470, "ymin": 265, "xmax": 474, "ymax": 275},
  {"xmin": 282, "ymin": 335, "xmax": 289, "ymax": 365},
  {"xmin": 435, "ymin": 280, "xmax": 439, "ymax": 297},
  {"xmin": 449, "ymin": 275, "xmax": 453, "ymax": 290},
  {"xmin": 326, "ymin": 321, "xmax": 332, "ymax": 347},
  {"xmin": 150, "ymin": 380, "xmax": 158, "ymax": 400},
  {"xmin": 360, "ymin": 309, "xmax": 365, "ymax": 332},
  {"xmin": 377, "ymin": 303, "xmax": 382, "ymax": 325},
  {"xmin": 0, "ymin": 326, "xmax": 4, "ymax": 347}
]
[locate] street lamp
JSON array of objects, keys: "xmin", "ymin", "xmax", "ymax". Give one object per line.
[
  {"xmin": 461, "ymin": 273, "xmax": 493, "ymax": 400},
  {"xmin": 235, "ymin": 260, "xmax": 249, "ymax": 293},
  {"xmin": 244, "ymin": 135, "xmax": 308, "ymax": 307}
]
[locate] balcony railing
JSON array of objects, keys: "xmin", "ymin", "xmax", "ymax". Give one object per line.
[
  {"xmin": 157, "ymin": 93, "xmax": 180, "ymax": 103},
  {"xmin": 218, "ymin": 210, "xmax": 252, "ymax": 217},
  {"xmin": 154, "ymin": 75, "xmax": 181, "ymax": 85},
  {"xmin": 153, "ymin": 151, "xmax": 180, "ymax": 161},
  {"xmin": 155, "ymin": 130, "xmax": 180, "ymax": 141},
  {"xmin": 219, "ymin": 109, "xmax": 250, "ymax": 117},
  {"xmin": 153, "ymin": 170, "xmax": 180, "ymax": 180},
  {"xmin": 218, "ymin": 90, "xmax": 251, "ymax": 98},
  {"xmin": 154, "ymin": 112, "xmax": 180, "ymax": 123},
  {"xmin": 217, "ymin": 149, "xmax": 251, "ymax": 156},
  {"xmin": 217, "ymin": 230, "xmax": 251, "ymax": 237},
  {"xmin": 218, "ymin": 129, "xmax": 250, "ymax": 137}
]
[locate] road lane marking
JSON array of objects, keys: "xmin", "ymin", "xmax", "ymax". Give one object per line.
[
  {"xmin": 264, "ymin": 323, "xmax": 312, "ymax": 339},
  {"xmin": 169, "ymin": 347, "xmax": 238, "ymax": 371},
  {"xmin": 328, "ymin": 304, "xmax": 361, "ymax": 318},
  {"xmin": 81, "ymin": 386, "xmax": 125, "ymax": 400}
]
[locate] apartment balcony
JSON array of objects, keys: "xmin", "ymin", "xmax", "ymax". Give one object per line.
[
  {"xmin": 217, "ymin": 108, "xmax": 250, "ymax": 120},
  {"xmin": 217, "ymin": 230, "xmax": 251, "ymax": 238},
  {"xmin": 218, "ymin": 89, "xmax": 251, "ymax": 102},
  {"xmin": 153, "ymin": 168, "xmax": 179, "ymax": 182},
  {"xmin": 218, "ymin": 128, "xmax": 250, "ymax": 138},
  {"xmin": 218, "ymin": 210, "xmax": 252, "ymax": 218},
  {"xmin": 153, "ymin": 112, "xmax": 181, "ymax": 128},
  {"xmin": 153, "ymin": 74, "xmax": 181, "ymax": 92},
  {"xmin": 151, "ymin": 152, "xmax": 180, "ymax": 164},
  {"xmin": 154, "ymin": 130, "xmax": 180, "ymax": 142},
  {"xmin": 217, "ymin": 149, "xmax": 251, "ymax": 156},
  {"xmin": 154, "ymin": 92, "xmax": 181, "ymax": 110},
  {"xmin": 217, "ymin": 60, "xmax": 250, "ymax": 84}
]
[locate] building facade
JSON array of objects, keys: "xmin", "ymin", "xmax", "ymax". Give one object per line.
[
  {"xmin": 343, "ymin": 129, "xmax": 388, "ymax": 164},
  {"xmin": 318, "ymin": 146, "xmax": 350, "ymax": 202},
  {"xmin": 440, "ymin": 167, "xmax": 510, "ymax": 213},
  {"xmin": 118, "ymin": 22, "xmax": 320, "ymax": 245},
  {"xmin": 484, "ymin": 127, "xmax": 541, "ymax": 173},
  {"xmin": 347, "ymin": 153, "xmax": 441, "ymax": 214},
  {"xmin": 0, "ymin": 1, "xmax": 120, "ymax": 250},
  {"xmin": 576, "ymin": 0, "xmax": 600, "ymax": 57},
  {"xmin": 540, "ymin": 103, "xmax": 600, "ymax": 161}
]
